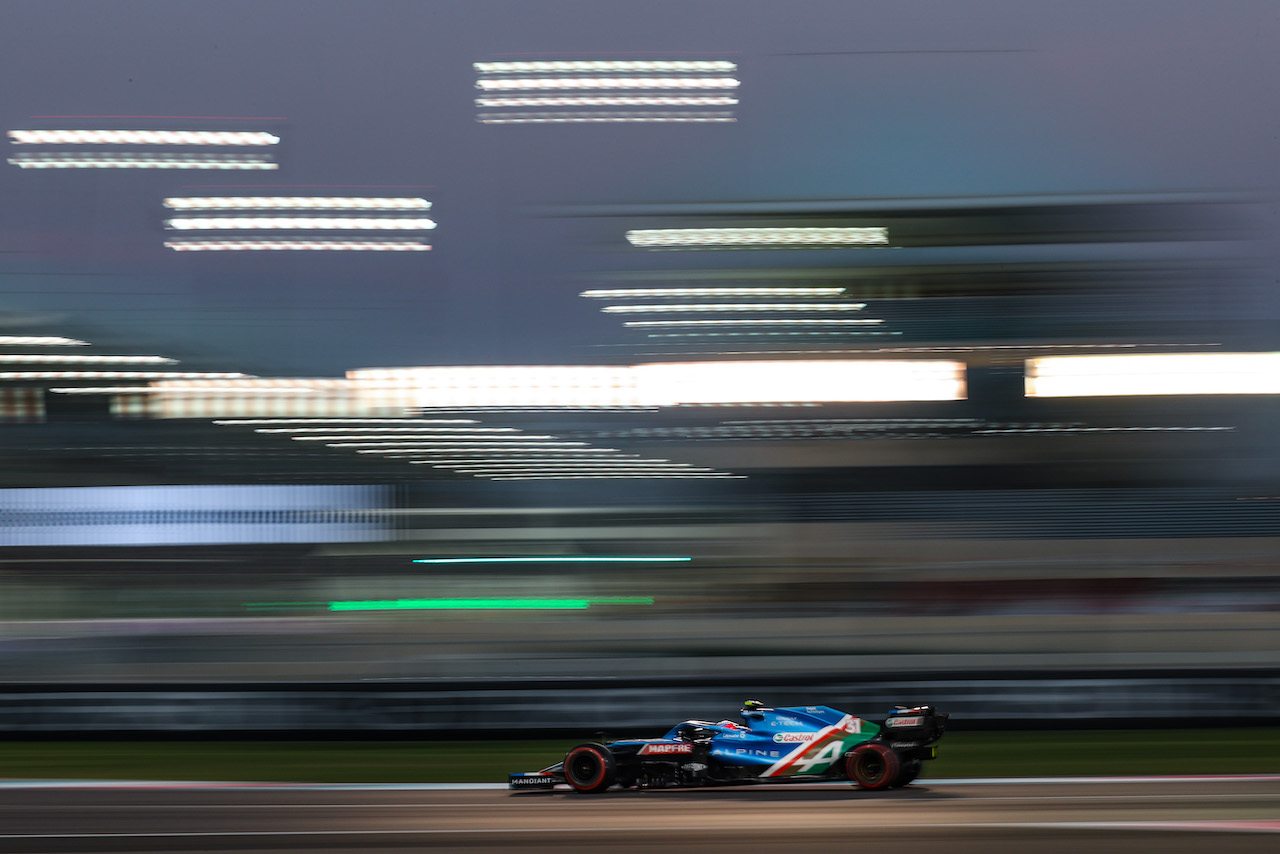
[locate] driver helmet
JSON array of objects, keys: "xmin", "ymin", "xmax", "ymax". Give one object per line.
[{"xmin": 742, "ymin": 698, "xmax": 766, "ymax": 711}]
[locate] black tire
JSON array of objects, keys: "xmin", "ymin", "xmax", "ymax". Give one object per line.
[
  {"xmin": 846, "ymin": 743, "xmax": 901, "ymax": 790},
  {"xmin": 891, "ymin": 758, "xmax": 922, "ymax": 788},
  {"xmin": 563, "ymin": 743, "xmax": 617, "ymax": 794}
]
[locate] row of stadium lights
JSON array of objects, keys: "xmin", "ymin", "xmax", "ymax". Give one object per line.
[
  {"xmin": 7, "ymin": 128, "xmax": 283, "ymax": 171},
  {"xmin": 78, "ymin": 355, "xmax": 1276, "ymax": 402},
  {"xmin": 5, "ymin": 63, "xmax": 1262, "ymax": 455},
  {"xmin": 4, "ymin": 61, "xmax": 887, "ymax": 397},
  {"xmin": 9, "ymin": 134, "xmax": 428, "ymax": 251},
  {"xmin": 473, "ymin": 59, "xmax": 739, "ymax": 124},
  {"xmin": 16, "ymin": 351, "xmax": 1270, "ymax": 400},
  {"xmin": 580, "ymin": 285, "xmax": 889, "ymax": 340},
  {"xmin": 3, "ymin": 59, "xmax": 895, "ymax": 253},
  {"xmin": 8, "ymin": 123, "xmax": 891, "ymax": 252},
  {"xmin": 160, "ymin": 196, "xmax": 438, "ymax": 252},
  {"xmin": 213, "ymin": 418, "xmax": 742, "ymax": 480},
  {"xmin": 110, "ymin": 353, "xmax": 1280, "ymax": 404},
  {"xmin": 8, "ymin": 60, "xmax": 743, "ymax": 145},
  {"xmin": 1, "ymin": 339, "xmax": 1251, "ymax": 412},
  {"xmin": 8, "ymin": 99, "xmax": 903, "ymax": 253},
  {"xmin": 7, "ymin": 57, "xmax": 741, "ymax": 160},
  {"xmin": 161, "ymin": 223, "xmax": 886, "ymax": 253},
  {"xmin": 6, "ymin": 126, "xmax": 440, "ymax": 251},
  {"xmin": 0, "ymin": 335, "xmax": 258, "ymax": 407},
  {"xmin": 0, "ymin": 335, "xmax": 1258, "ymax": 450},
  {"xmin": 2, "ymin": 328, "xmax": 1262, "ymax": 421}
]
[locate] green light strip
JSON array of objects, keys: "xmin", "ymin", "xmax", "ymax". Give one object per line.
[
  {"xmin": 328, "ymin": 598, "xmax": 591, "ymax": 611},
  {"xmin": 411, "ymin": 556, "xmax": 690, "ymax": 564}
]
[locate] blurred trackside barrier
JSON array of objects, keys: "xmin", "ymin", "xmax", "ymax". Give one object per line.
[{"xmin": 0, "ymin": 669, "xmax": 1276, "ymax": 735}]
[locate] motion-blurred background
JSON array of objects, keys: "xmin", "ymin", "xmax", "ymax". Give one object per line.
[{"xmin": 0, "ymin": 1, "xmax": 1276, "ymax": 733}]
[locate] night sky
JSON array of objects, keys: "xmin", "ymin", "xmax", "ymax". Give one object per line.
[{"xmin": 1, "ymin": 0, "xmax": 1275, "ymax": 377}]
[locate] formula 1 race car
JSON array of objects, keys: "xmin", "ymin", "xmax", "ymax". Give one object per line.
[{"xmin": 509, "ymin": 700, "xmax": 947, "ymax": 793}]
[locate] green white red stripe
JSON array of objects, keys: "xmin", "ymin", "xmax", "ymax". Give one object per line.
[{"xmin": 760, "ymin": 714, "xmax": 865, "ymax": 778}]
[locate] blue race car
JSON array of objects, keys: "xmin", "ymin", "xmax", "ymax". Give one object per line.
[{"xmin": 509, "ymin": 699, "xmax": 947, "ymax": 793}]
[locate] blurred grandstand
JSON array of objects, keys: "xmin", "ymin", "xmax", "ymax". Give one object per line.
[{"xmin": 0, "ymin": 194, "xmax": 1275, "ymax": 697}]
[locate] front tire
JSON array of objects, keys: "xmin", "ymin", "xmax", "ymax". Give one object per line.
[
  {"xmin": 847, "ymin": 743, "xmax": 900, "ymax": 790},
  {"xmin": 564, "ymin": 743, "xmax": 616, "ymax": 794}
]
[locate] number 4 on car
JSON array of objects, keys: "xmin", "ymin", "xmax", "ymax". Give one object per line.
[{"xmin": 508, "ymin": 699, "xmax": 947, "ymax": 792}]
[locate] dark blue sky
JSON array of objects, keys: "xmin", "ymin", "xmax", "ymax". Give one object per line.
[{"xmin": 0, "ymin": 0, "xmax": 1275, "ymax": 376}]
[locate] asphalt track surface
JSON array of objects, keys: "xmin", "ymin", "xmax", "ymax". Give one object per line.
[{"xmin": 1, "ymin": 777, "xmax": 1278, "ymax": 853}]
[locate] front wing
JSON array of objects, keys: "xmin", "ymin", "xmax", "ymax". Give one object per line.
[
  {"xmin": 508, "ymin": 772, "xmax": 560, "ymax": 790},
  {"xmin": 509, "ymin": 760, "xmax": 564, "ymax": 790}
]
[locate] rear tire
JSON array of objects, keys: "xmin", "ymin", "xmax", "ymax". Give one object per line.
[
  {"xmin": 891, "ymin": 758, "xmax": 922, "ymax": 788},
  {"xmin": 847, "ymin": 743, "xmax": 900, "ymax": 790},
  {"xmin": 563, "ymin": 743, "xmax": 616, "ymax": 794}
]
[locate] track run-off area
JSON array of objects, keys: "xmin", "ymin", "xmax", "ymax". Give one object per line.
[{"xmin": 1, "ymin": 776, "xmax": 1278, "ymax": 853}]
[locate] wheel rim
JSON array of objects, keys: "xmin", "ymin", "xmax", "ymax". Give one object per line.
[
  {"xmin": 858, "ymin": 751, "xmax": 885, "ymax": 784},
  {"xmin": 568, "ymin": 751, "xmax": 602, "ymax": 786}
]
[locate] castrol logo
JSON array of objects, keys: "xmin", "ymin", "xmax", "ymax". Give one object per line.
[{"xmin": 772, "ymin": 732, "xmax": 812, "ymax": 744}]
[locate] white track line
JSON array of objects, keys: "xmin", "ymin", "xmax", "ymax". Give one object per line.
[
  {"xmin": 0, "ymin": 780, "xmax": 509, "ymax": 790},
  {"xmin": 2, "ymin": 775, "xmax": 1279, "ymax": 790},
  {"xmin": 2, "ymin": 793, "xmax": 1278, "ymax": 811},
  {"xmin": 3, "ymin": 821, "xmax": 1279, "ymax": 840},
  {"xmin": 928, "ymin": 775, "xmax": 1280, "ymax": 785}
]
